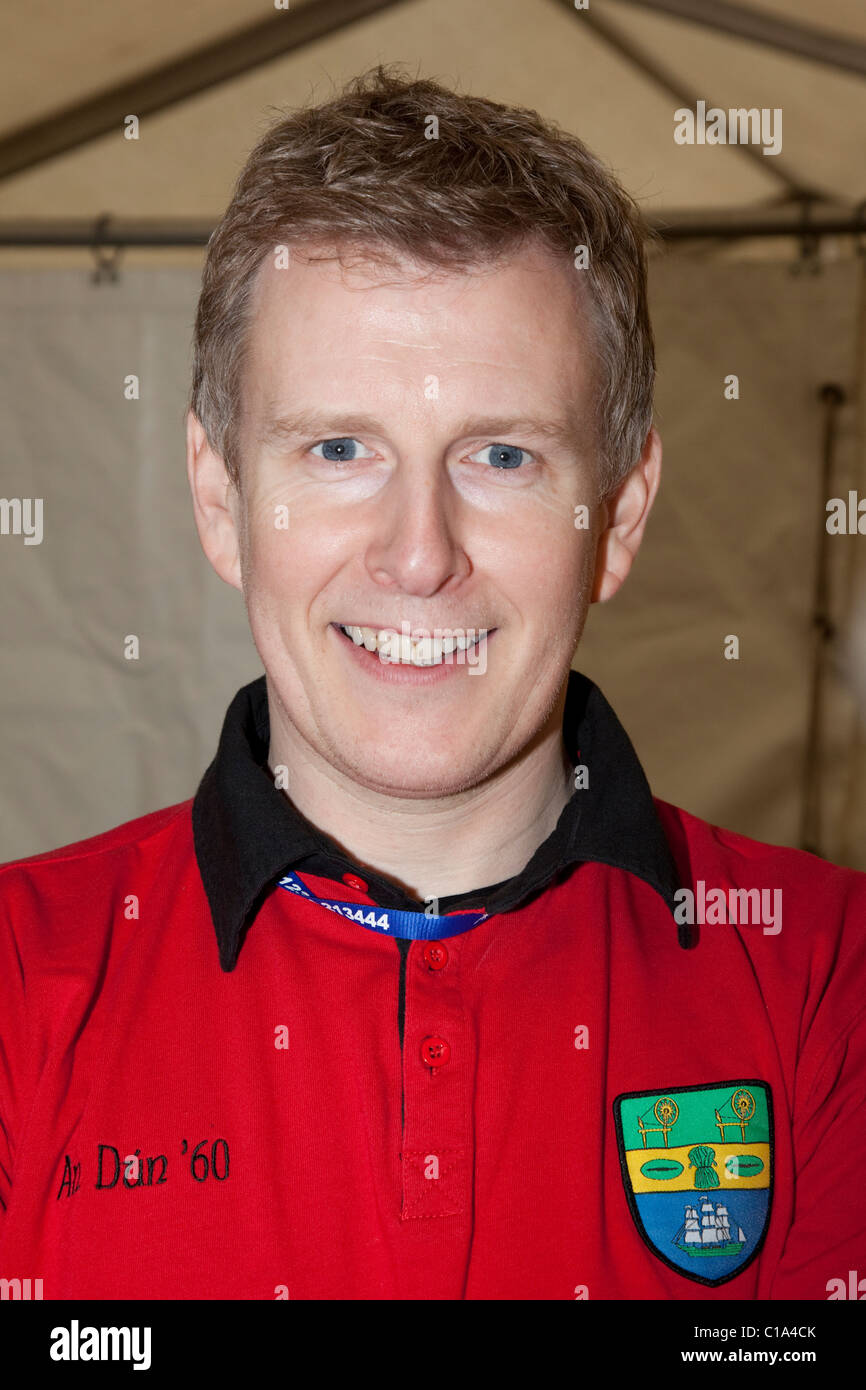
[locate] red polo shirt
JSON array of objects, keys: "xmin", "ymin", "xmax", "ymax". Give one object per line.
[{"xmin": 1, "ymin": 672, "xmax": 864, "ymax": 1299}]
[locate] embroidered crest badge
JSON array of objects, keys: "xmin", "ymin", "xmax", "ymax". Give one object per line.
[{"xmin": 613, "ymin": 1080, "xmax": 773, "ymax": 1287}]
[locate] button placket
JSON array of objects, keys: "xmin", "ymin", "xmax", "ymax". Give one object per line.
[{"xmin": 400, "ymin": 935, "xmax": 473, "ymax": 1221}]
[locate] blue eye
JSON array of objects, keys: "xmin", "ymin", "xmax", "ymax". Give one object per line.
[
  {"xmin": 469, "ymin": 443, "xmax": 532, "ymax": 470},
  {"xmin": 310, "ymin": 437, "xmax": 374, "ymax": 462}
]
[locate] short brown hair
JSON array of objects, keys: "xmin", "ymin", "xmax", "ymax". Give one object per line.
[{"xmin": 189, "ymin": 64, "xmax": 654, "ymax": 497}]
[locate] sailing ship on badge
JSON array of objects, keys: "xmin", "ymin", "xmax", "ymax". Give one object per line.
[{"xmin": 673, "ymin": 1197, "xmax": 747, "ymax": 1257}]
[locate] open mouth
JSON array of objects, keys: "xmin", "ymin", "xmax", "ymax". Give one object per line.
[{"xmin": 333, "ymin": 622, "xmax": 492, "ymax": 667}]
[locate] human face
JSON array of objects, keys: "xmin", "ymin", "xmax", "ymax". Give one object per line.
[{"xmin": 229, "ymin": 240, "xmax": 601, "ymax": 798}]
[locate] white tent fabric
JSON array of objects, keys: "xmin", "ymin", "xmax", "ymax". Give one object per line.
[{"xmin": 2, "ymin": 253, "xmax": 864, "ymax": 868}]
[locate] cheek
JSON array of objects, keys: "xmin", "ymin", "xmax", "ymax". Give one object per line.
[
  {"xmin": 505, "ymin": 512, "xmax": 593, "ymax": 623},
  {"xmin": 240, "ymin": 517, "xmax": 343, "ymax": 636},
  {"xmin": 233, "ymin": 506, "xmax": 294, "ymax": 627}
]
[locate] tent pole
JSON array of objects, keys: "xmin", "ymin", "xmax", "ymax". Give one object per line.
[
  {"xmin": 553, "ymin": 0, "xmax": 814, "ymax": 199},
  {"xmin": 835, "ymin": 252, "xmax": 866, "ymax": 863},
  {"xmin": 800, "ymin": 384, "xmax": 846, "ymax": 856},
  {"xmin": 617, "ymin": 0, "xmax": 866, "ymax": 80},
  {"xmin": 3, "ymin": 209, "xmax": 866, "ymax": 247},
  {"xmin": 0, "ymin": 0, "xmax": 414, "ymax": 183}
]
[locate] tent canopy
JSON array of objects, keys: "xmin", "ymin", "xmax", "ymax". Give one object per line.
[{"xmin": 0, "ymin": 0, "xmax": 864, "ymax": 245}]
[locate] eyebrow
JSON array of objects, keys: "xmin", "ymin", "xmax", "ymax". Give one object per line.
[{"xmin": 257, "ymin": 410, "xmax": 581, "ymax": 450}]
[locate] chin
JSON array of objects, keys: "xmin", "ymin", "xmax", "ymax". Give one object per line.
[{"xmin": 335, "ymin": 746, "xmax": 489, "ymax": 799}]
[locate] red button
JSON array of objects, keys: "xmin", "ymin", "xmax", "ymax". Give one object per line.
[
  {"xmin": 422, "ymin": 942, "xmax": 449, "ymax": 971},
  {"xmin": 420, "ymin": 1036, "xmax": 451, "ymax": 1068},
  {"xmin": 342, "ymin": 873, "xmax": 367, "ymax": 892}
]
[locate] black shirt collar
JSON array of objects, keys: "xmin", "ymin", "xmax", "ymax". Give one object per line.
[{"xmin": 193, "ymin": 670, "xmax": 684, "ymax": 972}]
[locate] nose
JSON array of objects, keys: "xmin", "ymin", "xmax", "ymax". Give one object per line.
[{"xmin": 364, "ymin": 460, "xmax": 471, "ymax": 598}]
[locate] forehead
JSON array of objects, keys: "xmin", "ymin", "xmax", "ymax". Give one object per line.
[{"xmin": 242, "ymin": 239, "xmax": 596, "ymax": 417}]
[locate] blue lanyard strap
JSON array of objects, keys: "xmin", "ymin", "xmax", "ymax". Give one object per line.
[{"xmin": 276, "ymin": 870, "xmax": 488, "ymax": 939}]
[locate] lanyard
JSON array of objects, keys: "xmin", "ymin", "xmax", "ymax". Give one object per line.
[{"xmin": 276, "ymin": 870, "xmax": 488, "ymax": 939}]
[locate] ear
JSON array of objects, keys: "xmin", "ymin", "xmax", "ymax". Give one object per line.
[
  {"xmin": 591, "ymin": 427, "xmax": 662, "ymax": 604},
  {"xmin": 186, "ymin": 411, "xmax": 243, "ymax": 593}
]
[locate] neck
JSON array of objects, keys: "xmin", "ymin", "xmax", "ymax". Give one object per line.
[{"xmin": 266, "ymin": 688, "xmax": 574, "ymax": 904}]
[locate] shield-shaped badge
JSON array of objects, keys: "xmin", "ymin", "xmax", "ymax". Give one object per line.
[{"xmin": 613, "ymin": 1080, "xmax": 773, "ymax": 1287}]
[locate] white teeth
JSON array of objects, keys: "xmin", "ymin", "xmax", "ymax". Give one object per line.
[
  {"xmin": 377, "ymin": 630, "xmax": 399, "ymax": 663},
  {"xmin": 339, "ymin": 623, "xmax": 487, "ymax": 665}
]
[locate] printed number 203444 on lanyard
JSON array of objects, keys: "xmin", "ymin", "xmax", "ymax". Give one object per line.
[{"xmin": 276, "ymin": 871, "xmax": 488, "ymax": 940}]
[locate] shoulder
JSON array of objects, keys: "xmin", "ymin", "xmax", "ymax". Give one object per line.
[
  {"xmin": 653, "ymin": 797, "xmax": 866, "ymax": 1029},
  {"xmin": 0, "ymin": 800, "xmax": 194, "ymax": 966},
  {"xmin": 0, "ymin": 798, "xmax": 193, "ymax": 883},
  {"xmin": 653, "ymin": 796, "xmax": 865, "ymax": 904}
]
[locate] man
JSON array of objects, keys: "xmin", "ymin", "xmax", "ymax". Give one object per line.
[{"xmin": 0, "ymin": 66, "xmax": 863, "ymax": 1302}]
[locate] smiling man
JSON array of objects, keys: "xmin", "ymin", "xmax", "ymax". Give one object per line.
[
  {"xmin": 189, "ymin": 237, "xmax": 623, "ymax": 909},
  {"xmin": 0, "ymin": 67, "xmax": 864, "ymax": 1303}
]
